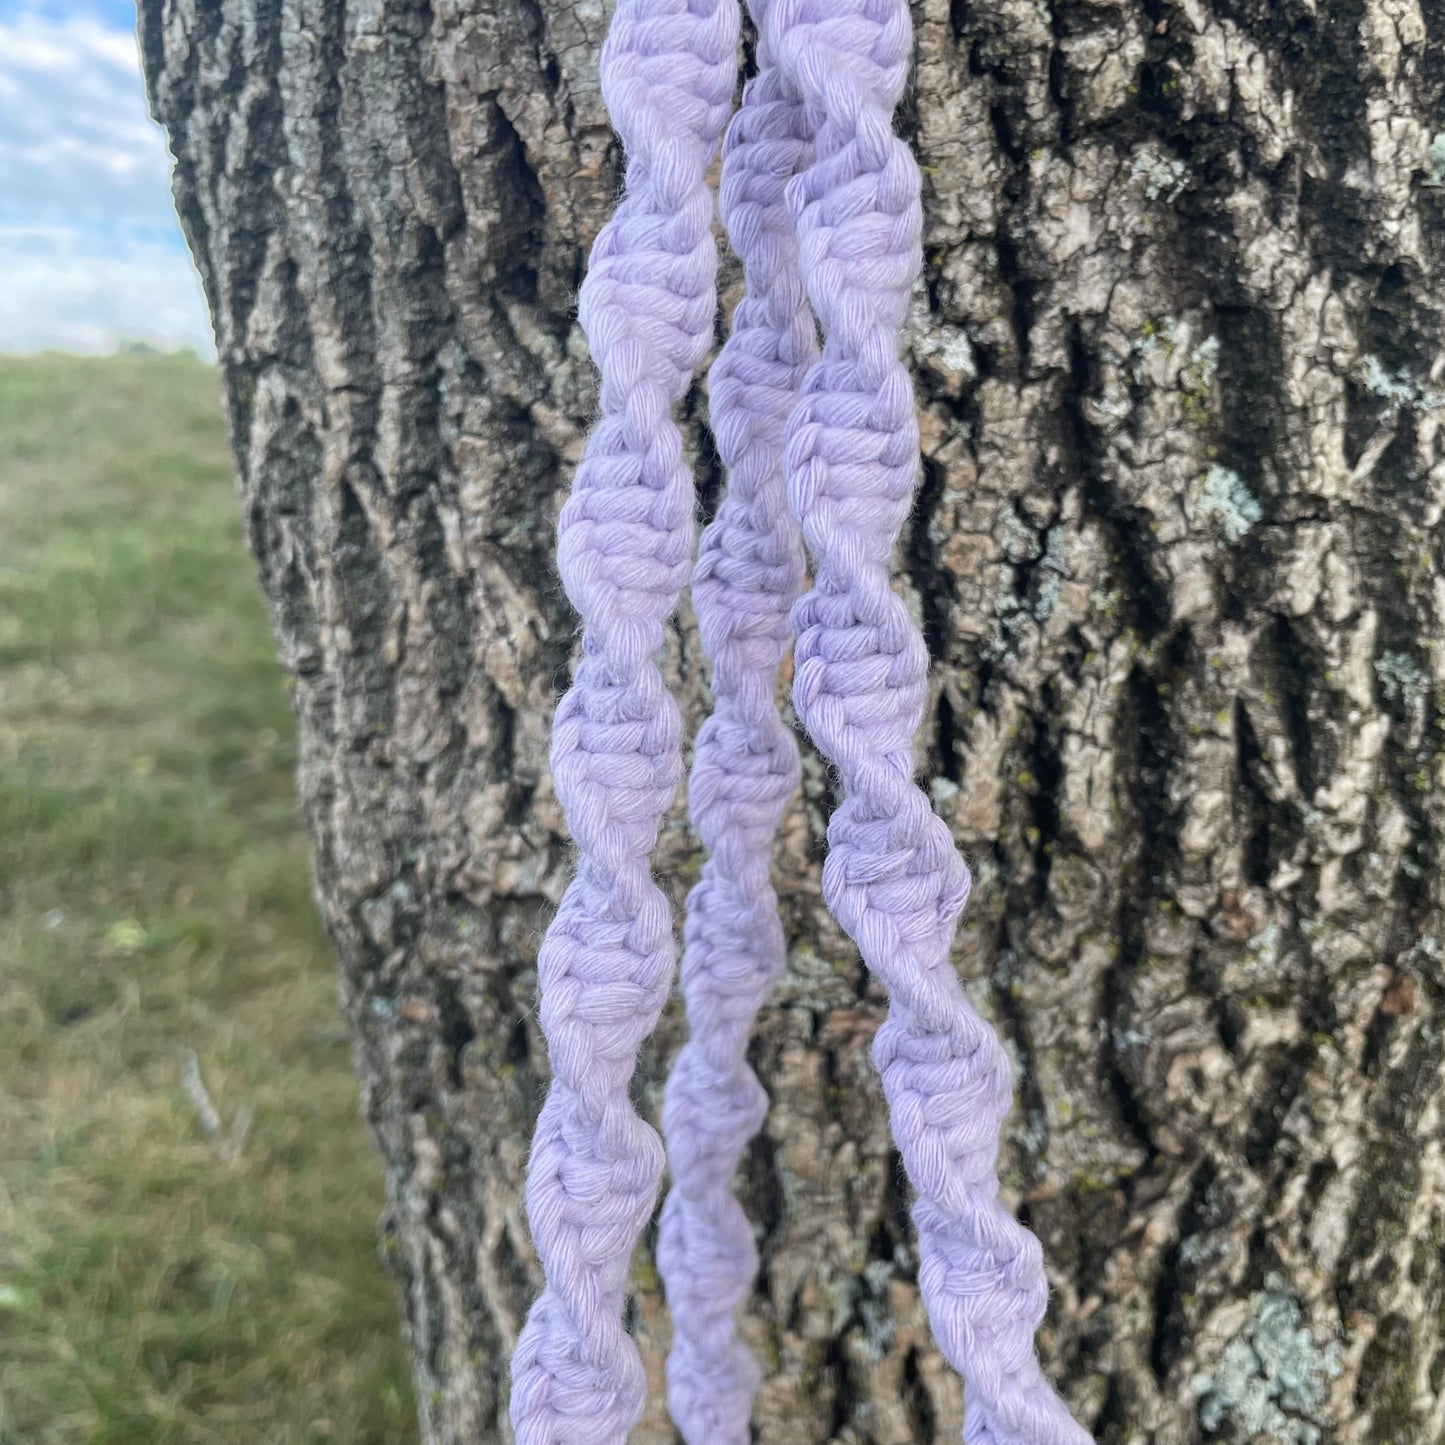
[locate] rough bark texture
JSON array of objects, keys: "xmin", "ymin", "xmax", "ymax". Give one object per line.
[{"xmin": 139, "ymin": 1, "xmax": 1445, "ymax": 1440}]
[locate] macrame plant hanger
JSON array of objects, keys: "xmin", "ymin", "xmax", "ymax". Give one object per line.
[{"xmin": 506, "ymin": 0, "xmax": 1093, "ymax": 1441}]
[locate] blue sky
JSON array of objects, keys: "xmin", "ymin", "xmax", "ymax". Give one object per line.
[{"xmin": 0, "ymin": 0, "xmax": 213, "ymax": 353}]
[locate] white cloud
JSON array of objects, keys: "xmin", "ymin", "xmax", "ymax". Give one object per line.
[
  {"xmin": 0, "ymin": 5, "xmax": 212, "ymax": 354},
  {"xmin": 0, "ymin": 226, "xmax": 214, "ymax": 355},
  {"xmin": 0, "ymin": 12, "xmax": 170, "ymax": 227}
]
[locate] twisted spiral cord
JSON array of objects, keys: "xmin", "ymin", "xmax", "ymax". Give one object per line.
[
  {"xmin": 655, "ymin": 12, "xmax": 819, "ymax": 1441},
  {"xmin": 765, "ymin": 1, "xmax": 1090, "ymax": 1440},
  {"xmin": 507, "ymin": 2, "xmax": 740, "ymax": 1440}
]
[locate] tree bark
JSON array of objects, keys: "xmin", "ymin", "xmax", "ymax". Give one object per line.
[{"xmin": 140, "ymin": 0, "xmax": 1445, "ymax": 1440}]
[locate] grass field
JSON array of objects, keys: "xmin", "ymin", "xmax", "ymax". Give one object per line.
[{"xmin": 0, "ymin": 353, "xmax": 417, "ymax": 1443}]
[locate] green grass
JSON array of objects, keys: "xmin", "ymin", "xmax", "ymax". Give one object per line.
[{"xmin": 0, "ymin": 353, "xmax": 417, "ymax": 1444}]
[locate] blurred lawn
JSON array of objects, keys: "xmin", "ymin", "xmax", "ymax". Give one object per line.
[{"xmin": 0, "ymin": 353, "xmax": 417, "ymax": 1443}]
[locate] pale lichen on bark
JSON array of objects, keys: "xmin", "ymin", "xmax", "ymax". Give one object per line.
[{"xmin": 140, "ymin": 0, "xmax": 1445, "ymax": 1439}]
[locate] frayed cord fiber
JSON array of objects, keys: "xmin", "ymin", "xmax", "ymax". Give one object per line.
[
  {"xmin": 506, "ymin": 2, "xmax": 740, "ymax": 1442},
  {"xmin": 765, "ymin": 0, "xmax": 1093, "ymax": 1440},
  {"xmin": 656, "ymin": 4, "xmax": 819, "ymax": 1440}
]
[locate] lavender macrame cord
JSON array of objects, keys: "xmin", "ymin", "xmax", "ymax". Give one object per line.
[
  {"xmin": 765, "ymin": 0, "xmax": 1090, "ymax": 1440},
  {"xmin": 510, "ymin": 0, "xmax": 1092, "ymax": 1437},
  {"xmin": 656, "ymin": 9, "xmax": 818, "ymax": 1440},
  {"xmin": 505, "ymin": 0, "xmax": 739, "ymax": 1439}
]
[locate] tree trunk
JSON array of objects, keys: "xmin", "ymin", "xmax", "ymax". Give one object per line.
[{"xmin": 139, "ymin": 0, "xmax": 1445, "ymax": 1440}]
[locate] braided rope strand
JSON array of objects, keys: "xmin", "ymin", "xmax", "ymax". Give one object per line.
[
  {"xmin": 507, "ymin": 2, "xmax": 740, "ymax": 1439},
  {"xmin": 767, "ymin": 2, "xmax": 1090, "ymax": 1440},
  {"xmin": 656, "ymin": 16, "xmax": 819, "ymax": 1441}
]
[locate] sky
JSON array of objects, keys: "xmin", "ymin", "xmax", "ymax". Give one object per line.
[{"xmin": 0, "ymin": 0, "xmax": 214, "ymax": 354}]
